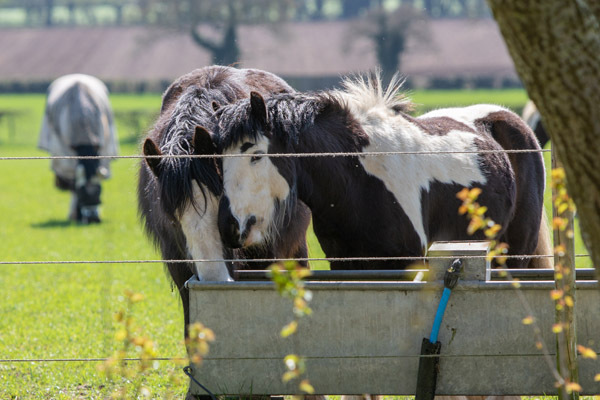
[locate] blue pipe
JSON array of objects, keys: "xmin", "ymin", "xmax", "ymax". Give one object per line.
[{"xmin": 429, "ymin": 287, "xmax": 451, "ymax": 343}]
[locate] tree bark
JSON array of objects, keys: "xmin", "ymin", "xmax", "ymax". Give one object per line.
[{"xmin": 487, "ymin": 0, "xmax": 600, "ymax": 277}]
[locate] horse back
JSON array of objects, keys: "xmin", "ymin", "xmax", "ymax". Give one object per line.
[{"xmin": 161, "ymin": 66, "xmax": 293, "ymax": 113}]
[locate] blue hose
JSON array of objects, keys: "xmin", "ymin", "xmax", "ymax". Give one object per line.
[{"xmin": 429, "ymin": 287, "xmax": 451, "ymax": 343}]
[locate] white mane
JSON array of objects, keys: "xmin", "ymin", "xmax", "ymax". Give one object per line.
[{"xmin": 332, "ymin": 70, "xmax": 413, "ymax": 117}]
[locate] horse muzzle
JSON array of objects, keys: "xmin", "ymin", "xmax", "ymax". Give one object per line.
[{"xmin": 218, "ymin": 197, "xmax": 257, "ymax": 248}]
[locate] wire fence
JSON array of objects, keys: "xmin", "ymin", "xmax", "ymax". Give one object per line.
[
  {"xmin": 0, "ymin": 146, "xmax": 594, "ymax": 374},
  {"xmin": 0, "ymin": 147, "xmax": 552, "ymax": 161}
]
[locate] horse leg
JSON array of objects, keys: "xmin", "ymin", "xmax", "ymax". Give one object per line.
[
  {"xmin": 73, "ymin": 146, "xmax": 102, "ymax": 224},
  {"xmin": 68, "ymin": 190, "xmax": 79, "ymax": 221}
]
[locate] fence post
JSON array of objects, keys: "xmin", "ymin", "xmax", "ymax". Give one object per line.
[{"xmin": 552, "ymin": 150, "xmax": 579, "ymax": 399}]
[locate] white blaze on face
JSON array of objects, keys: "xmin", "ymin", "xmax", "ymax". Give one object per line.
[
  {"xmin": 222, "ymin": 136, "xmax": 291, "ymax": 246},
  {"xmin": 178, "ymin": 182, "xmax": 232, "ymax": 282}
]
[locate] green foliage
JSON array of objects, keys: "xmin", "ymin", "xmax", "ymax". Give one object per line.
[{"xmin": 268, "ymin": 261, "xmax": 314, "ymax": 394}]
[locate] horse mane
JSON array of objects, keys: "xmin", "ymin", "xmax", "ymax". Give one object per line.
[
  {"xmin": 332, "ymin": 70, "xmax": 413, "ymax": 116},
  {"xmin": 217, "ymin": 92, "xmax": 341, "ymax": 149},
  {"xmin": 152, "ymin": 85, "xmax": 228, "ymax": 218},
  {"xmin": 217, "ymin": 71, "xmax": 412, "ymax": 150}
]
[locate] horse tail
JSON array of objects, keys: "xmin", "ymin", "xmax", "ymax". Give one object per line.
[{"xmin": 531, "ymin": 207, "xmax": 553, "ymax": 269}]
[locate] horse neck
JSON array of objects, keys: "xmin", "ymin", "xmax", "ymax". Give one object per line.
[{"xmin": 291, "ymin": 109, "xmax": 367, "ymax": 215}]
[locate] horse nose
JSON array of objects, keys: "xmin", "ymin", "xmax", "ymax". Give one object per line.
[
  {"xmin": 218, "ymin": 197, "xmax": 245, "ymax": 249},
  {"xmin": 239, "ymin": 215, "xmax": 257, "ymax": 244}
]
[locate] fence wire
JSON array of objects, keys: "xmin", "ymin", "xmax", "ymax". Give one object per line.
[
  {"xmin": 0, "ymin": 146, "xmax": 593, "ymax": 372},
  {"xmin": 0, "ymin": 147, "xmax": 551, "ymax": 161},
  {"xmin": 0, "ymin": 253, "xmax": 593, "ymax": 266}
]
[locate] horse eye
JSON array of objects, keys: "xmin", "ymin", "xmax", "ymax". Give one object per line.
[{"xmin": 250, "ymin": 151, "xmax": 265, "ymax": 163}]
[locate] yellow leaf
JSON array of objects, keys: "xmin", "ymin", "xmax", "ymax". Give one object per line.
[
  {"xmin": 558, "ymin": 203, "xmax": 568, "ymax": 215},
  {"xmin": 468, "ymin": 187, "xmax": 482, "ymax": 200},
  {"xmin": 577, "ymin": 345, "xmax": 598, "ymax": 359},
  {"xmin": 196, "ymin": 341, "xmax": 209, "ymax": 355},
  {"xmin": 552, "ymin": 218, "xmax": 567, "ymax": 230},
  {"xmin": 299, "ymin": 379, "xmax": 315, "ymax": 394},
  {"xmin": 456, "ymin": 188, "xmax": 470, "ymax": 201},
  {"xmin": 282, "ymin": 371, "xmax": 297, "ymax": 382},
  {"xmin": 565, "ymin": 296, "xmax": 574, "ymax": 307},
  {"xmin": 551, "ymin": 168, "xmax": 565, "ymax": 181},
  {"xmin": 522, "ymin": 316, "xmax": 534, "ymax": 325},
  {"xmin": 484, "ymin": 224, "xmax": 501, "ymax": 238},
  {"xmin": 550, "ymin": 290, "xmax": 563, "ymax": 300},
  {"xmin": 566, "ymin": 381, "xmax": 582, "ymax": 393},
  {"xmin": 296, "ymin": 268, "xmax": 312, "ymax": 279},
  {"xmin": 130, "ymin": 292, "xmax": 145, "ymax": 303},
  {"xmin": 555, "ymin": 272, "xmax": 564, "ymax": 280},
  {"xmin": 281, "ymin": 320, "xmax": 298, "ymax": 338},
  {"xmin": 132, "ymin": 336, "xmax": 146, "ymax": 346},
  {"xmin": 475, "ymin": 206, "xmax": 488, "ymax": 216},
  {"xmin": 552, "ymin": 323, "xmax": 563, "ymax": 333},
  {"xmin": 594, "ymin": 373, "xmax": 600, "ymax": 382},
  {"xmin": 115, "ymin": 329, "xmax": 127, "ymax": 342}
]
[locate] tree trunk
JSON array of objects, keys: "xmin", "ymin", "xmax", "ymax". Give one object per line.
[
  {"xmin": 190, "ymin": 3, "xmax": 240, "ymax": 66},
  {"xmin": 486, "ymin": 1, "xmax": 600, "ymax": 276}
]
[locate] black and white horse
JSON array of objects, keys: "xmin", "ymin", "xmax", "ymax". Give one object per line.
[
  {"xmin": 38, "ymin": 74, "xmax": 119, "ymax": 223},
  {"xmin": 138, "ymin": 66, "xmax": 311, "ymax": 338},
  {"xmin": 211, "ymin": 72, "xmax": 551, "ymax": 270}
]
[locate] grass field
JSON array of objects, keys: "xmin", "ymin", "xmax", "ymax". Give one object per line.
[{"xmin": 0, "ymin": 90, "xmax": 590, "ymax": 399}]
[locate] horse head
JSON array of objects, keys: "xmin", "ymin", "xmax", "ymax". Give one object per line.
[
  {"xmin": 143, "ymin": 124, "xmax": 232, "ymax": 282},
  {"xmin": 216, "ymin": 91, "xmax": 298, "ymax": 250}
]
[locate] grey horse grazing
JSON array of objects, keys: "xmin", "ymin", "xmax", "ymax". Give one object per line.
[{"xmin": 38, "ymin": 74, "xmax": 119, "ymax": 223}]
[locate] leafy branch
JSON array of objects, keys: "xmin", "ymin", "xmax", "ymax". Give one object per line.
[{"xmin": 268, "ymin": 261, "xmax": 314, "ymax": 396}]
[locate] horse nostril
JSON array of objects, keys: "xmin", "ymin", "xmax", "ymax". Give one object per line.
[{"xmin": 247, "ymin": 215, "xmax": 257, "ymax": 228}]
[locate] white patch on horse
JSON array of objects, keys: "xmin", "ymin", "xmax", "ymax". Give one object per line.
[
  {"xmin": 178, "ymin": 182, "xmax": 232, "ymax": 282},
  {"xmin": 343, "ymin": 98, "xmax": 489, "ymax": 248},
  {"xmin": 421, "ymin": 104, "xmax": 509, "ymax": 130},
  {"xmin": 222, "ymin": 136, "xmax": 291, "ymax": 246}
]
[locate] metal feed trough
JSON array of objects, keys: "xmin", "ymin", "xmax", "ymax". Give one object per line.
[{"xmin": 187, "ymin": 241, "xmax": 600, "ymax": 396}]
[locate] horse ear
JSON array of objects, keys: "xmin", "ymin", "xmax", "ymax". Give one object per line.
[
  {"xmin": 193, "ymin": 126, "xmax": 217, "ymax": 155},
  {"xmin": 143, "ymin": 138, "xmax": 162, "ymax": 176},
  {"xmin": 212, "ymin": 101, "xmax": 220, "ymax": 112},
  {"xmin": 249, "ymin": 91, "xmax": 268, "ymax": 126}
]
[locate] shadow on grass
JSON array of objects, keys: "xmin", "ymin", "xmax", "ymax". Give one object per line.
[{"xmin": 31, "ymin": 219, "xmax": 73, "ymax": 229}]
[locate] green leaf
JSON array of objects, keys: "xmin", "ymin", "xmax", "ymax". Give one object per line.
[{"xmin": 281, "ymin": 321, "xmax": 298, "ymax": 337}]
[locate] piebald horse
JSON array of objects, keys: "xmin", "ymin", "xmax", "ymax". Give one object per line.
[
  {"xmin": 138, "ymin": 66, "xmax": 311, "ymax": 339},
  {"xmin": 212, "ymin": 72, "xmax": 551, "ymax": 270}
]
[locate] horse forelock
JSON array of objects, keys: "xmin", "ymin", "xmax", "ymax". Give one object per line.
[
  {"xmin": 217, "ymin": 92, "xmax": 327, "ymax": 151},
  {"xmin": 154, "ymin": 86, "xmax": 227, "ymax": 218}
]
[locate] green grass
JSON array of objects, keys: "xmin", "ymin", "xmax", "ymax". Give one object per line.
[
  {"xmin": 410, "ymin": 88, "xmax": 529, "ymax": 114},
  {"xmin": 0, "ymin": 90, "xmax": 592, "ymax": 398}
]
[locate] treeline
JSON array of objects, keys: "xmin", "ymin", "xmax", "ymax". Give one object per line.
[{"xmin": 0, "ymin": 0, "xmax": 491, "ymax": 27}]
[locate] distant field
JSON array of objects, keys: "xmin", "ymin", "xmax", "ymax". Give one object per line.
[{"xmin": 0, "ymin": 90, "xmax": 590, "ymax": 399}]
